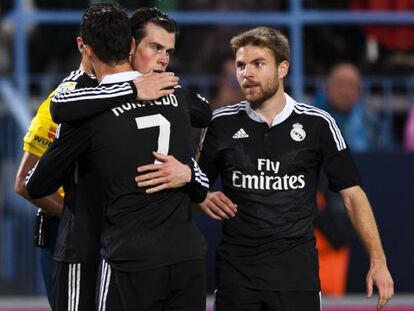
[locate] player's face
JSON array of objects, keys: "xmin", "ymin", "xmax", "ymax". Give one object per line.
[
  {"xmin": 235, "ymin": 44, "xmax": 286, "ymax": 106},
  {"xmin": 131, "ymin": 23, "xmax": 175, "ymax": 74}
]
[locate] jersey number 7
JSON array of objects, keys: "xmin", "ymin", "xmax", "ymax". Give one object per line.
[{"xmin": 135, "ymin": 114, "xmax": 171, "ymax": 164}]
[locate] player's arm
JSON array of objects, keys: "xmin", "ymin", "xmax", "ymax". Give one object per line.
[
  {"xmin": 51, "ymin": 80, "xmax": 136, "ymax": 123},
  {"xmin": 197, "ymin": 124, "xmax": 238, "ymax": 220},
  {"xmin": 340, "ymin": 186, "xmax": 393, "ymax": 310},
  {"xmin": 135, "ymin": 152, "xmax": 237, "ymax": 219},
  {"xmin": 319, "ymin": 113, "xmax": 393, "ymax": 310},
  {"xmin": 15, "ymin": 152, "xmax": 63, "ymax": 218},
  {"xmin": 26, "ymin": 123, "xmax": 90, "ymax": 199},
  {"xmin": 51, "ymin": 72, "xmax": 179, "ymax": 123}
]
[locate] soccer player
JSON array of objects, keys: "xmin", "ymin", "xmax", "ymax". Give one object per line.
[
  {"xmin": 195, "ymin": 27, "xmax": 394, "ymax": 310},
  {"xmin": 26, "ymin": 4, "xmax": 208, "ymax": 311}
]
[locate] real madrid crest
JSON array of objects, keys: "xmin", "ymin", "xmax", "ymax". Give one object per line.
[{"xmin": 290, "ymin": 123, "xmax": 306, "ymax": 142}]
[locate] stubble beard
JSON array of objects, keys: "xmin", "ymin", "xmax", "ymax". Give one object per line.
[{"xmin": 247, "ymin": 77, "xmax": 279, "ymax": 110}]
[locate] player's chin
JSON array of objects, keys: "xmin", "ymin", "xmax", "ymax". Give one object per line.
[{"xmin": 244, "ymin": 93, "xmax": 261, "ymax": 103}]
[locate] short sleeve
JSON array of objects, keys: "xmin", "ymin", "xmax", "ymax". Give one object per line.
[
  {"xmin": 23, "ymin": 91, "xmax": 58, "ymax": 157},
  {"xmin": 320, "ymin": 117, "xmax": 361, "ymax": 192}
]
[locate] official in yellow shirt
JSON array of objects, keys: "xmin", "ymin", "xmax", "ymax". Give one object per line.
[{"xmin": 15, "ymin": 81, "xmax": 77, "ymax": 305}]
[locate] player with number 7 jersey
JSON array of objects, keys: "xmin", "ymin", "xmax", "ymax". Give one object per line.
[
  {"xmin": 26, "ymin": 69, "xmax": 209, "ymax": 278},
  {"xmin": 26, "ymin": 5, "xmax": 212, "ymax": 310}
]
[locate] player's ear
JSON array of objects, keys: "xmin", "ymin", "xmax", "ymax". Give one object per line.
[
  {"xmin": 83, "ymin": 44, "xmax": 93, "ymax": 59},
  {"xmin": 76, "ymin": 36, "xmax": 85, "ymax": 54},
  {"xmin": 278, "ymin": 60, "xmax": 289, "ymax": 79},
  {"xmin": 130, "ymin": 37, "xmax": 136, "ymax": 57}
]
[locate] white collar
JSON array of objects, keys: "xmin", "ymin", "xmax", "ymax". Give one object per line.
[
  {"xmin": 100, "ymin": 71, "xmax": 141, "ymax": 84},
  {"xmin": 245, "ymin": 92, "xmax": 295, "ymax": 127}
]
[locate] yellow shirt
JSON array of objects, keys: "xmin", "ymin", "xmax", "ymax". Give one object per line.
[
  {"xmin": 23, "ymin": 91, "xmax": 57, "ymax": 158},
  {"xmin": 23, "ymin": 81, "xmax": 77, "ymax": 197}
]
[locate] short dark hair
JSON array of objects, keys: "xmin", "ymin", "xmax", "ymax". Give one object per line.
[
  {"xmin": 130, "ymin": 7, "xmax": 178, "ymax": 44},
  {"xmin": 80, "ymin": 4, "xmax": 131, "ymax": 65},
  {"xmin": 231, "ymin": 27, "xmax": 290, "ymax": 64}
]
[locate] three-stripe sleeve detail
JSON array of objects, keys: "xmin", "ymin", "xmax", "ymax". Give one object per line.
[
  {"xmin": 53, "ymin": 83, "xmax": 133, "ymax": 104},
  {"xmin": 212, "ymin": 102, "xmax": 248, "ymax": 120},
  {"xmin": 192, "ymin": 158, "xmax": 209, "ymax": 188},
  {"xmin": 24, "ymin": 161, "xmax": 38, "ymax": 186}
]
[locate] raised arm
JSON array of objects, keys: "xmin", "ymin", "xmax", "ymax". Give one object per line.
[
  {"xmin": 51, "ymin": 80, "xmax": 136, "ymax": 123},
  {"xmin": 51, "ymin": 72, "xmax": 179, "ymax": 123}
]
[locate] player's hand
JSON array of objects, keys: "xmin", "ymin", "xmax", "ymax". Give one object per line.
[
  {"xmin": 366, "ymin": 260, "xmax": 394, "ymax": 310},
  {"xmin": 134, "ymin": 72, "xmax": 179, "ymax": 100},
  {"xmin": 135, "ymin": 152, "xmax": 191, "ymax": 194},
  {"xmin": 198, "ymin": 191, "xmax": 237, "ymax": 221}
]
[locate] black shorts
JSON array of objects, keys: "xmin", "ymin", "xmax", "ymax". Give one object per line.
[
  {"xmin": 214, "ymin": 286, "xmax": 321, "ymax": 311},
  {"xmin": 52, "ymin": 261, "xmax": 99, "ymax": 311},
  {"xmin": 98, "ymin": 259, "xmax": 206, "ymax": 311}
]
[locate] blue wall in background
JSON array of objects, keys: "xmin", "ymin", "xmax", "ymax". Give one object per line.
[{"xmin": 347, "ymin": 152, "xmax": 414, "ymax": 293}]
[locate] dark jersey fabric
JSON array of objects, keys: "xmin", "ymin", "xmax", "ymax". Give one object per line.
[
  {"xmin": 199, "ymin": 93, "xmax": 361, "ymax": 290},
  {"xmin": 54, "ymin": 150, "xmax": 103, "ymax": 263},
  {"xmin": 30, "ymin": 70, "xmax": 103, "ymax": 263},
  {"xmin": 27, "ymin": 71, "xmax": 207, "ymax": 271}
]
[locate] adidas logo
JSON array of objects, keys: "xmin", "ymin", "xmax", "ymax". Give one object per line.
[{"xmin": 232, "ymin": 128, "xmax": 249, "ymax": 139}]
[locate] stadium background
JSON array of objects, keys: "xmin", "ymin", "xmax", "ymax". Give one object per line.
[{"xmin": 0, "ymin": 0, "xmax": 414, "ymax": 309}]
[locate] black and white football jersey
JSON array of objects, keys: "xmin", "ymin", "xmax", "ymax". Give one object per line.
[{"xmin": 199, "ymin": 93, "xmax": 361, "ymax": 290}]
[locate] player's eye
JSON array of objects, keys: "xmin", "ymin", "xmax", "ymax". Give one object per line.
[
  {"xmin": 255, "ymin": 61, "xmax": 265, "ymax": 68},
  {"xmin": 150, "ymin": 43, "xmax": 162, "ymax": 52},
  {"xmin": 236, "ymin": 62, "xmax": 245, "ymax": 70}
]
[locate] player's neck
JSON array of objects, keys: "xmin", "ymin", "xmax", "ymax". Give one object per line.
[
  {"xmin": 254, "ymin": 88, "xmax": 286, "ymax": 127},
  {"xmin": 94, "ymin": 60, "xmax": 133, "ymax": 83}
]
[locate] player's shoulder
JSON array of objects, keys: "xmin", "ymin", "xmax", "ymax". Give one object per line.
[
  {"xmin": 58, "ymin": 70, "xmax": 97, "ymax": 92},
  {"xmin": 171, "ymin": 84, "xmax": 187, "ymax": 98},
  {"xmin": 36, "ymin": 95, "xmax": 52, "ymax": 114},
  {"xmin": 32, "ymin": 94, "xmax": 55, "ymax": 124},
  {"xmin": 174, "ymin": 85, "xmax": 209, "ymax": 103},
  {"xmin": 211, "ymin": 101, "xmax": 248, "ymax": 121},
  {"xmin": 54, "ymin": 71, "xmax": 83, "ymax": 96},
  {"xmin": 292, "ymin": 101, "xmax": 336, "ymax": 126}
]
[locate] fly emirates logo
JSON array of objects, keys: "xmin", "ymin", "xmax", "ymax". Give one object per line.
[{"xmin": 232, "ymin": 158, "xmax": 305, "ymax": 191}]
